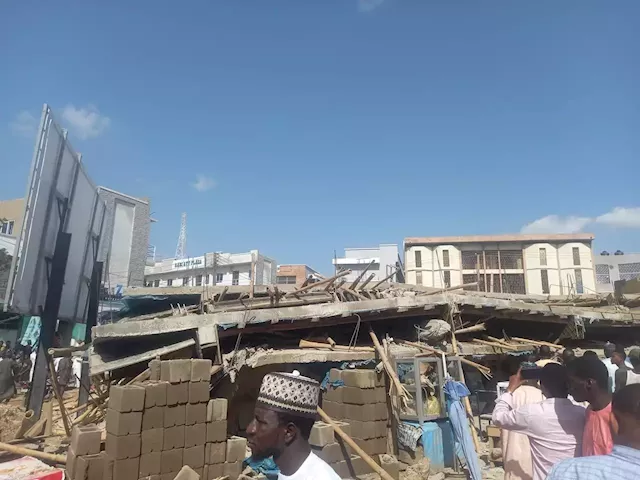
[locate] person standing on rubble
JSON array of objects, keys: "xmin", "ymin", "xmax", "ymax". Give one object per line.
[
  {"xmin": 547, "ymin": 384, "xmax": 640, "ymax": 480},
  {"xmin": 492, "ymin": 363, "xmax": 585, "ymax": 480},
  {"xmin": 0, "ymin": 349, "xmax": 18, "ymax": 402},
  {"xmin": 246, "ymin": 371, "xmax": 340, "ymax": 480},
  {"xmin": 567, "ymin": 355, "xmax": 614, "ymax": 456}
]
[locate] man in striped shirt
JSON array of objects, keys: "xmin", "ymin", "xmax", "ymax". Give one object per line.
[{"xmin": 547, "ymin": 384, "xmax": 640, "ymax": 479}]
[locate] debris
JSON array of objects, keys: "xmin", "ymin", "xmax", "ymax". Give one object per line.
[{"xmin": 417, "ymin": 319, "xmax": 451, "ymax": 343}]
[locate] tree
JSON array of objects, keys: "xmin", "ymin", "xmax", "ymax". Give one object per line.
[{"xmin": 0, "ymin": 248, "xmax": 11, "ymax": 274}]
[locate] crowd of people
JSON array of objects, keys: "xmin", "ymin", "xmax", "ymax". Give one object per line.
[{"xmin": 493, "ymin": 343, "xmax": 640, "ymax": 480}]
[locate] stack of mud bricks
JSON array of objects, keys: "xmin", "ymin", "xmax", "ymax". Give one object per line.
[
  {"xmin": 321, "ymin": 368, "xmax": 389, "ymax": 477},
  {"xmin": 66, "ymin": 424, "xmax": 104, "ymax": 480}
]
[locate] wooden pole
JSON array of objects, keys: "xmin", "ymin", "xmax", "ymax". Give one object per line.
[
  {"xmin": 14, "ymin": 410, "xmax": 36, "ymax": 439},
  {"xmin": 370, "ymin": 269, "xmax": 398, "ymax": 290},
  {"xmin": 349, "ymin": 260, "xmax": 375, "ymax": 290},
  {"xmin": 317, "ymin": 407, "xmax": 394, "ymax": 480},
  {"xmin": 47, "ymin": 357, "xmax": 72, "ymax": 437},
  {"xmin": 422, "ymin": 282, "xmax": 478, "ymax": 296},
  {"xmin": 399, "ymin": 340, "xmax": 491, "ymax": 376},
  {"xmin": 454, "ymin": 323, "xmax": 486, "ymax": 335},
  {"xmin": 284, "ymin": 270, "xmax": 351, "ymax": 298},
  {"xmin": 298, "ymin": 339, "xmax": 374, "ymax": 352},
  {"xmin": 369, "ymin": 330, "xmax": 410, "ymax": 408},
  {"xmin": 0, "ymin": 441, "xmax": 67, "ymax": 464},
  {"xmin": 43, "ymin": 401, "xmax": 53, "ymax": 436},
  {"xmin": 511, "ymin": 337, "xmax": 563, "ymax": 350},
  {"xmin": 48, "ymin": 344, "xmax": 90, "ymax": 357}
]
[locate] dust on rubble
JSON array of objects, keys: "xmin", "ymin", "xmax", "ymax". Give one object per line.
[{"xmin": 0, "ymin": 396, "xmax": 26, "ymax": 442}]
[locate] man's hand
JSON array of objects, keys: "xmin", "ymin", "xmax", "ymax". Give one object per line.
[{"xmin": 507, "ymin": 368, "xmax": 525, "ymax": 393}]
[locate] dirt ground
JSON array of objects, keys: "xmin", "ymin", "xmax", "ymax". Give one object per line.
[{"xmin": 0, "ymin": 395, "xmax": 26, "ymax": 442}]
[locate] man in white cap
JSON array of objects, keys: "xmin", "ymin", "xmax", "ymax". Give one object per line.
[{"xmin": 247, "ymin": 371, "xmax": 340, "ymax": 480}]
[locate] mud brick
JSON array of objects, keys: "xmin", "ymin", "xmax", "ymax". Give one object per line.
[
  {"xmin": 161, "ymin": 473, "xmax": 178, "ymax": 480},
  {"xmin": 183, "ymin": 445, "xmax": 205, "ymax": 469},
  {"xmin": 174, "ymin": 465, "xmax": 200, "ymax": 480},
  {"xmin": 185, "ymin": 424, "xmax": 206, "ymax": 448},
  {"xmin": 109, "ymin": 385, "xmax": 146, "ymax": 412},
  {"xmin": 322, "ymin": 386, "xmax": 343, "ymax": 403},
  {"xmin": 340, "ymin": 369, "xmax": 377, "ymax": 388},
  {"xmin": 142, "ymin": 428, "xmax": 164, "ymax": 454},
  {"xmin": 379, "ymin": 454, "xmax": 400, "ymax": 480},
  {"xmin": 344, "ymin": 403, "xmax": 376, "ymax": 422},
  {"xmin": 341, "ymin": 386, "xmax": 378, "ymax": 405},
  {"xmin": 397, "ymin": 445, "xmax": 424, "ymax": 466},
  {"xmin": 160, "ymin": 359, "xmax": 191, "ymax": 384},
  {"xmin": 103, "ymin": 453, "xmax": 114, "ymax": 480},
  {"xmin": 186, "ymin": 403, "xmax": 207, "ymax": 425},
  {"xmin": 113, "ymin": 457, "xmax": 140, "ymax": 480},
  {"xmin": 320, "ymin": 400, "xmax": 344, "ymax": 420},
  {"xmin": 74, "ymin": 453, "xmax": 105, "ymax": 480},
  {"xmin": 190, "ymin": 359, "xmax": 212, "ymax": 382},
  {"xmin": 376, "ymin": 387, "xmax": 387, "ymax": 404},
  {"xmin": 225, "ymin": 436, "xmax": 247, "ymax": 463},
  {"xmin": 309, "ymin": 422, "xmax": 335, "ymax": 447},
  {"xmin": 106, "ymin": 433, "xmax": 141, "ymax": 459},
  {"xmin": 376, "ymin": 421, "xmax": 388, "ymax": 438},
  {"xmin": 223, "ymin": 461, "xmax": 242, "ymax": 480},
  {"xmin": 206, "ymin": 420, "xmax": 227, "ymax": 443},
  {"xmin": 332, "ymin": 455, "xmax": 368, "ymax": 478},
  {"xmin": 161, "ymin": 448, "xmax": 183, "ymax": 474},
  {"xmin": 67, "ymin": 446, "xmax": 78, "ymax": 479},
  {"xmin": 144, "ymin": 382, "xmax": 168, "ymax": 408},
  {"xmin": 143, "ymin": 406, "xmax": 165, "ymax": 430},
  {"xmin": 349, "ymin": 420, "xmax": 376, "ymax": 440},
  {"xmin": 165, "ymin": 404, "xmax": 186, "ymax": 427},
  {"xmin": 139, "ymin": 452, "xmax": 162, "ymax": 477},
  {"xmin": 189, "ymin": 382, "xmax": 210, "ymax": 404},
  {"xmin": 164, "ymin": 426, "xmax": 185, "ymax": 450},
  {"xmin": 311, "ymin": 441, "xmax": 352, "ymax": 464},
  {"xmin": 106, "ymin": 409, "xmax": 142, "ymax": 435},
  {"xmin": 206, "ymin": 399, "xmax": 227, "ymax": 422},
  {"xmin": 328, "ymin": 369, "xmax": 343, "ymax": 382},
  {"xmin": 149, "ymin": 359, "xmax": 161, "ymax": 381},
  {"xmin": 205, "ymin": 442, "xmax": 226, "ymax": 464},
  {"xmin": 167, "ymin": 382, "xmax": 189, "ymax": 405},
  {"xmin": 375, "ymin": 402, "xmax": 389, "ymax": 421},
  {"xmin": 70, "ymin": 425, "xmax": 102, "ymax": 456},
  {"xmin": 203, "ymin": 464, "xmax": 224, "ymax": 480},
  {"xmin": 362, "ymin": 437, "xmax": 387, "ymax": 455}
]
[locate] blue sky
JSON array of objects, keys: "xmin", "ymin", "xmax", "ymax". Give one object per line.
[{"xmin": 1, "ymin": 1, "xmax": 639, "ymax": 274}]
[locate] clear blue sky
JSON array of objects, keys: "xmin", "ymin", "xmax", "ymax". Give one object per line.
[{"xmin": 1, "ymin": 1, "xmax": 638, "ymax": 274}]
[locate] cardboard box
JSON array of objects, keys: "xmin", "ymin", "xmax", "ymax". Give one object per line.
[
  {"xmin": 106, "ymin": 409, "xmax": 142, "ymax": 436},
  {"xmin": 206, "ymin": 399, "xmax": 227, "ymax": 422},
  {"xmin": 174, "ymin": 465, "xmax": 200, "ymax": 480},
  {"xmin": 108, "ymin": 385, "xmax": 146, "ymax": 412},
  {"xmin": 205, "ymin": 442, "xmax": 226, "ymax": 464},
  {"xmin": 70, "ymin": 425, "xmax": 102, "ymax": 456},
  {"xmin": 142, "ymin": 428, "xmax": 164, "ymax": 454},
  {"xmin": 206, "ymin": 420, "xmax": 227, "ymax": 443},
  {"xmin": 165, "ymin": 405, "xmax": 186, "ymax": 427},
  {"xmin": 225, "ymin": 436, "xmax": 247, "ymax": 463},
  {"xmin": 309, "ymin": 422, "xmax": 335, "ymax": 447},
  {"xmin": 186, "ymin": 403, "xmax": 207, "ymax": 425},
  {"xmin": 143, "ymin": 406, "xmax": 165, "ymax": 430},
  {"xmin": 164, "ymin": 426, "xmax": 185, "ymax": 450},
  {"xmin": 183, "ymin": 445, "xmax": 205, "ymax": 469},
  {"xmin": 161, "ymin": 359, "xmax": 191, "ymax": 383},
  {"xmin": 223, "ymin": 461, "xmax": 242, "ymax": 480},
  {"xmin": 113, "ymin": 457, "xmax": 140, "ymax": 480},
  {"xmin": 167, "ymin": 382, "xmax": 189, "ymax": 406},
  {"xmin": 379, "ymin": 454, "xmax": 400, "ymax": 480},
  {"xmin": 185, "ymin": 423, "xmax": 206, "ymax": 448},
  {"xmin": 144, "ymin": 381, "xmax": 168, "ymax": 408},
  {"xmin": 139, "ymin": 452, "xmax": 162, "ymax": 476},
  {"xmin": 189, "ymin": 382, "xmax": 210, "ymax": 404},
  {"xmin": 190, "ymin": 359, "xmax": 212, "ymax": 382},
  {"xmin": 204, "ymin": 464, "xmax": 224, "ymax": 480},
  {"xmin": 106, "ymin": 432, "xmax": 141, "ymax": 459},
  {"xmin": 160, "ymin": 448, "xmax": 183, "ymax": 474},
  {"xmin": 74, "ymin": 453, "xmax": 105, "ymax": 480},
  {"xmin": 311, "ymin": 441, "xmax": 352, "ymax": 464}
]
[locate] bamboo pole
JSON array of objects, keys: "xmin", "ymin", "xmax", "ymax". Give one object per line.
[
  {"xmin": 283, "ymin": 270, "xmax": 351, "ymax": 298},
  {"xmin": 422, "ymin": 282, "xmax": 479, "ymax": 296},
  {"xmin": 511, "ymin": 337, "xmax": 563, "ymax": 350},
  {"xmin": 472, "ymin": 339, "xmax": 518, "ymax": 351},
  {"xmin": 369, "ymin": 330, "xmax": 410, "ymax": 409},
  {"xmin": 454, "ymin": 323, "xmax": 486, "ymax": 335},
  {"xmin": 298, "ymin": 339, "xmax": 374, "ymax": 352},
  {"xmin": 14, "ymin": 410, "xmax": 36, "ymax": 439},
  {"xmin": 370, "ymin": 270, "xmax": 399, "ymax": 290},
  {"xmin": 127, "ymin": 368, "xmax": 150, "ymax": 385},
  {"xmin": 47, "ymin": 357, "xmax": 72, "ymax": 437},
  {"xmin": 43, "ymin": 401, "xmax": 53, "ymax": 436},
  {"xmin": 0, "ymin": 441, "xmax": 66, "ymax": 464},
  {"xmin": 399, "ymin": 340, "xmax": 491, "ymax": 376},
  {"xmin": 72, "ymin": 405, "xmax": 95, "ymax": 426},
  {"xmin": 317, "ymin": 407, "xmax": 394, "ymax": 480},
  {"xmin": 23, "ymin": 417, "xmax": 47, "ymax": 438},
  {"xmin": 48, "ymin": 344, "xmax": 89, "ymax": 357}
]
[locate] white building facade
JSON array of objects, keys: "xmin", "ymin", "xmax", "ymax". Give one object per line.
[
  {"xmin": 594, "ymin": 252, "xmax": 640, "ymax": 294},
  {"xmin": 144, "ymin": 250, "xmax": 276, "ymax": 288},
  {"xmin": 333, "ymin": 244, "xmax": 401, "ymax": 283},
  {"xmin": 404, "ymin": 234, "xmax": 596, "ymax": 296}
]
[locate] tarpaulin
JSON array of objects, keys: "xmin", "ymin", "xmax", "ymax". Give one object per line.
[{"xmin": 444, "ymin": 379, "xmax": 481, "ymax": 480}]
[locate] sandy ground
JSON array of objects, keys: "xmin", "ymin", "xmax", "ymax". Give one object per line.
[{"xmin": 0, "ymin": 396, "xmax": 26, "ymax": 442}]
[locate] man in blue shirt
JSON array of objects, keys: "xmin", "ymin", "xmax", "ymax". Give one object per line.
[{"xmin": 547, "ymin": 383, "xmax": 640, "ymax": 479}]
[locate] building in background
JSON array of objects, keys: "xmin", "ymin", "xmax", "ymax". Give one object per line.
[
  {"xmin": 144, "ymin": 250, "xmax": 276, "ymax": 287},
  {"xmin": 404, "ymin": 234, "xmax": 596, "ymax": 296},
  {"xmin": 594, "ymin": 251, "xmax": 640, "ymax": 294},
  {"xmin": 276, "ymin": 264, "xmax": 323, "ymax": 285},
  {"xmin": 332, "ymin": 244, "xmax": 401, "ymax": 283},
  {"xmin": 0, "ymin": 198, "xmax": 25, "ymax": 239},
  {"xmin": 97, "ymin": 187, "xmax": 153, "ymax": 293}
]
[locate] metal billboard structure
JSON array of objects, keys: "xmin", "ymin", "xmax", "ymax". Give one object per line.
[{"xmin": 4, "ymin": 104, "xmax": 106, "ymax": 322}]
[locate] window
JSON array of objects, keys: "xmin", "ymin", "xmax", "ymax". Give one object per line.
[
  {"xmin": 153, "ymin": 280, "xmax": 160, "ymax": 287},
  {"xmin": 500, "ymin": 250, "xmax": 524, "ymax": 269},
  {"xmin": 442, "ymin": 249, "xmax": 450, "ymax": 267},
  {"xmin": 539, "ymin": 248, "xmax": 547, "ymax": 266},
  {"xmin": 0, "ymin": 220, "xmax": 14, "ymax": 235},
  {"xmin": 462, "ymin": 251, "xmax": 482, "ymax": 269},
  {"xmin": 195, "ymin": 275, "xmax": 202, "ymax": 286},
  {"xmin": 415, "ymin": 251, "xmax": 422, "ymax": 268},
  {"xmin": 541, "ymin": 270, "xmax": 550, "ymax": 294},
  {"xmin": 277, "ymin": 276, "xmax": 297, "ymax": 285},
  {"xmin": 573, "ymin": 247, "xmax": 581, "ymax": 266},
  {"xmin": 216, "ymin": 273, "xmax": 224, "ymax": 284},
  {"xmin": 232, "ymin": 271, "xmax": 239, "ymax": 285},
  {"xmin": 416, "ymin": 271, "xmax": 423, "ymax": 285},
  {"xmin": 443, "ymin": 271, "xmax": 451, "ymax": 288},
  {"xmin": 204, "ymin": 275, "xmax": 209, "ymax": 285},
  {"xmin": 167, "ymin": 279, "xmax": 173, "ymax": 286},
  {"xmin": 183, "ymin": 277, "xmax": 190, "ymax": 286},
  {"xmin": 595, "ymin": 264, "xmax": 611, "ymax": 284},
  {"xmin": 575, "ymin": 269, "xmax": 584, "ymax": 294},
  {"xmin": 619, "ymin": 263, "xmax": 640, "ymax": 281}
]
